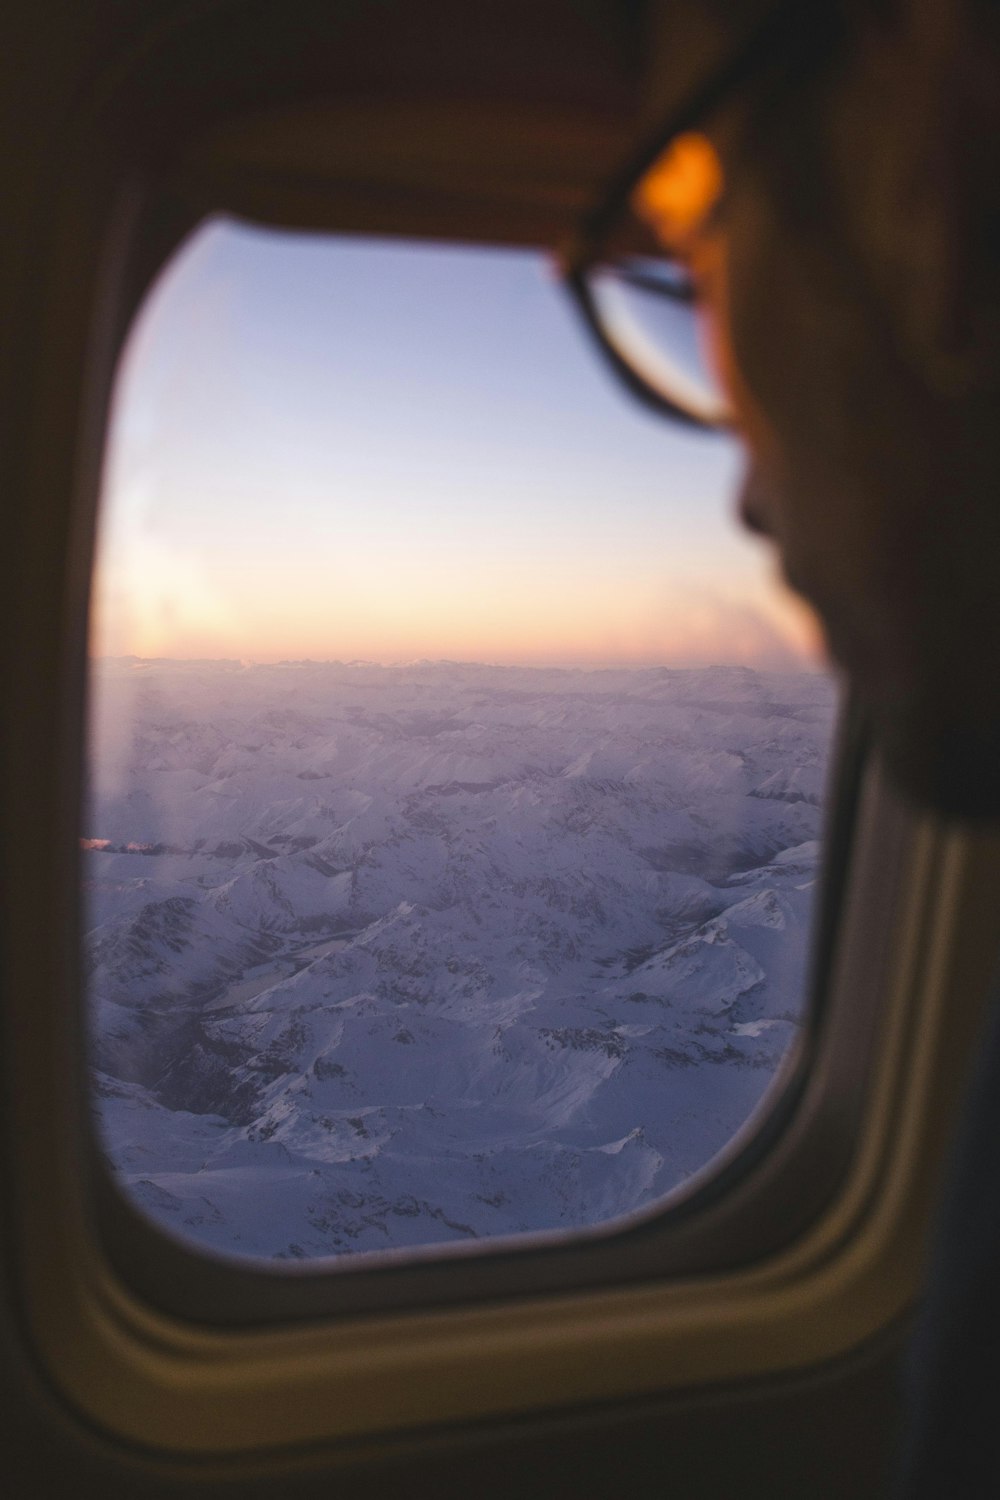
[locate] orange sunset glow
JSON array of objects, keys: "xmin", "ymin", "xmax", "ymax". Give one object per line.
[{"xmin": 91, "ymin": 530, "xmax": 820, "ymax": 668}]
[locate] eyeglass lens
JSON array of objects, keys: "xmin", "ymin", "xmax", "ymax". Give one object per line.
[{"xmin": 585, "ymin": 133, "xmax": 732, "ymax": 428}]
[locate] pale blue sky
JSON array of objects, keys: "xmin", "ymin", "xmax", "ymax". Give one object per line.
[{"xmin": 93, "ymin": 218, "xmax": 819, "ymax": 667}]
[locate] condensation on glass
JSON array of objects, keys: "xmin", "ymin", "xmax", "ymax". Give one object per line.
[{"xmin": 84, "ymin": 220, "xmax": 837, "ymax": 1262}]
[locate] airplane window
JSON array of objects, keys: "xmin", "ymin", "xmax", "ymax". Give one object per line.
[{"xmin": 84, "ymin": 219, "xmax": 837, "ymax": 1263}]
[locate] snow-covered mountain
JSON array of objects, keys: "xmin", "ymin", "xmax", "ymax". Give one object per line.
[{"xmin": 84, "ymin": 658, "xmax": 836, "ymax": 1261}]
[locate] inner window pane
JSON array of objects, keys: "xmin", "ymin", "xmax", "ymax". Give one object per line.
[{"xmin": 85, "ymin": 223, "xmax": 836, "ymax": 1262}]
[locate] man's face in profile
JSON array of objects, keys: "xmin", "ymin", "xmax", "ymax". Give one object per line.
[
  {"xmin": 566, "ymin": 1, "xmax": 1000, "ymax": 817},
  {"xmin": 692, "ymin": 30, "xmax": 1000, "ymax": 819}
]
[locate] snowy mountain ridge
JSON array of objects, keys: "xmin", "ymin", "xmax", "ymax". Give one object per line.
[{"xmin": 85, "ymin": 658, "xmax": 836, "ymax": 1260}]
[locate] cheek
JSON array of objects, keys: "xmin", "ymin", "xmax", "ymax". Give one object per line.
[
  {"xmin": 693, "ymin": 238, "xmax": 753, "ymax": 431},
  {"xmin": 716, "ymin": 235, "xmax": 892, "ymax": 658},
  {"xmin": 713, "ymin": 189, "xmax": 989, "ymax": 714},
  {"xmin": 720, "ymin": 224, "xmax": 855, "ymax": 537},
  {"xmin": 697, "ymin": 232, "xmax": 789, "ymax": 482}
]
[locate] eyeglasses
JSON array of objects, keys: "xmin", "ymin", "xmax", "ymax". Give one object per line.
[{"xmin": 560, "ymin": 0, "xmax": 833, "ymax": 432}]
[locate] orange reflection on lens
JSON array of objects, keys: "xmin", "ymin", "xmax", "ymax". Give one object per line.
[{"xmin": 632, "ymin": 132, "xmax": 724, "ymax": 254}]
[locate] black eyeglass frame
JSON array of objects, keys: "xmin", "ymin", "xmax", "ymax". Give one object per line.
[{"xmin": 560, "ymin": 0, "xmax": 836, "ymax": 430}]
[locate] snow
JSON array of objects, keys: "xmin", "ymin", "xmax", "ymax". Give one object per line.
[{"xmin": 84, "ymin": 658, "xmax": 836, "ymax": 1261}]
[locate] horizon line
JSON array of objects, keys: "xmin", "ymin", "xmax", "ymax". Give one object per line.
[{"xmin": 89, "ymin": 652, "xmax": 828, "ymax": 674}]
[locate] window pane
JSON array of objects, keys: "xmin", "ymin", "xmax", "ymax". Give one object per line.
[{"xmin": 85, "ymin": 223, "xmax": 837, "ymax": 1262}]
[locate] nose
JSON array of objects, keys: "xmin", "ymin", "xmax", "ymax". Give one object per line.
[{"xmin": 737, "ymin": 465, "xmax": 774, "ymax": 539}]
